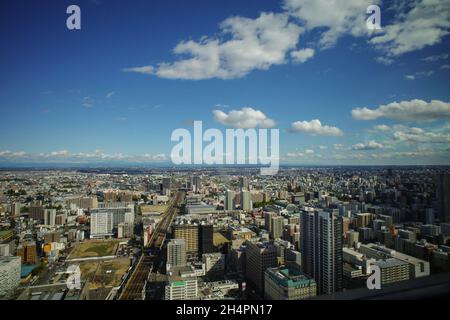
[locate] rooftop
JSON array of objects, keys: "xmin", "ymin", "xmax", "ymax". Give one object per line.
[{"xmin": 266, "ymin": 266, "xmax": 316, "ymax": 288}]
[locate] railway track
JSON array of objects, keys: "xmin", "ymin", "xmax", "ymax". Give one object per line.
[{"xmin": 119, "ymin": 190, "xmax": 184, "ymax": 300}]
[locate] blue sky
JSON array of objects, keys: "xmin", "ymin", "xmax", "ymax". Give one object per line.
[{"xmin": 1, "ymin": 0, "xmax": 450, "ymax": 165}]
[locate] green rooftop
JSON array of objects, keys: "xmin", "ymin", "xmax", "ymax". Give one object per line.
[
  {"xmin": 266, "ymin": 267, "xmax": 316, "ymax": 288},
  {"xmin": 172, "ymin": 281, "xmax": 186, "ymax": 287}
]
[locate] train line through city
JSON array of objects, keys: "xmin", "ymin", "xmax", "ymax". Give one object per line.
[{"xmin": 118, "ymin": 190, "xmax": 184, "ymax": 300}]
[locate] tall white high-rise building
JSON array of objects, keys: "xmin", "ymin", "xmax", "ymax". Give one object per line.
[
  {"xmin": 300, "ymin": 210, "xmax": 343, "ymax": 295},
  {"xmin": 167, "ymin": 239, "xmax": 187, "ymax": 269},
  {"xmin": 240, "ymin": 190, "xmax": 252, "ymax": 212},
  {"xmin": 90, "ymin": 211, "xmax": 114, "ymax": 238},
  {"xmin": 270, "ymin": 216, "xmax": 284, "ymax": 240},
  {"xmin": 225, "ymin": 190, "xmax": 235, "ymax": 211},
  {"xmin": 44, "ymin": 209, "xmax": 56, "ymax": 226},
  {"xmin": 0, "ymin": 256, "xmax": 21, "ymax": 297}
]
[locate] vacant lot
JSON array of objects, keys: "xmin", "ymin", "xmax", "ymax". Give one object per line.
[
  {"xmin": 69, "ymin": 240, "xmax": 119, "ymax": 259},
  {"xmin": 78, "ymin": 257, "xmax": 131, "ymax": 290},
  {"xmin": 140, "ymin": 204, "xmax": 169, "ymax": 214}
]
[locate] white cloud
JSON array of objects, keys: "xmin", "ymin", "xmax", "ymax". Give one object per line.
[
  {"xmin": 352, "ymin": 99, "xmax": 450, "ymax": 121},
  {"xmin": 0, "ymin": 150, "xmax": 27, "ymax": 157},
  {"xmin": 422, "ymin": 53, "xmax": 448, "ymax": 62},
  {"xmin": 392, "ymin": 126, "xmax": 450, "ymax": 143},
  {"xmin": 375, "ymin": 56, "xmax": 395, "ymax": 65},
  {"xmin": 213, "ymin": 107, "xmax": 276, "ymax": 128},
  {"xmin": 0, "ymin": 150, "xmax": 168, "ymax": 163},
  {"xmin": 124, "ymin": 12, "xmax": 303, "ymax": 80},
  {"xmin": 286, "ymin": 152, "xmax": 304, "ymax": 158},
  {"xmin": 285, "ymin": 149, "xmax": 315, "ymax": 158},
  {"xmin": 284, "ymin": 0, "xmax": 378, "ymax": 48},
  {"xmin": 123, "ymin": 0, "xmax": 449, "ymax": 80},
  {"xmin": 373, "ymin": 124, "xmax": 391, "ymax": 132},
  {"xmin": 333, "ymin": 144, "xmax": 345, "ymax": 150},
  {"xmin": 50, "ymin": 150, "xmax": 70, "ymax": 156},
  {"xmin": 406, "ymin": 70, "xmax": 434, "ymax": 80},
  {"xmin": 370, "ymin": 0, "xmax": 450, "ymax": 56},
  {"xmin": 12, "ymin": 151, "xmax": 26, "ymax": 157},
  {"xmin": 123, "ymin": 66, "xmax": 154, "ymax": 74},
  {"xmin": 441, "ymin": 64, "xmax": 450, "ymax": 69},
  {"xmin": 82, "ymin": 96, "xmax": 94, "ymax": 108},
  {"xmin": 290, "ymin": 119, "xmax": 343, "ymax": 136},
  {"xmin": 143, "ymin": 153, "xmax": 168, "ymax": 161},
  {"xmin": 351, "ymin": 140, "xmax": 384, "ymax": 150},
  {"xmin": 291, "ymin": 48, "xmax": 315, "ymax": 63},
  {"xmin": 106, "ymin": 91, "xmax": 115, "ymax": 98}
]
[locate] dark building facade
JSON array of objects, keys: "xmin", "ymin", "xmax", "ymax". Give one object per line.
[{"xmin": 199, "ymin": 224, "xmax": 214, "ymax": 255}]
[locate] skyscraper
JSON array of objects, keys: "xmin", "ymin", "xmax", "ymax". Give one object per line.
[
  {"xmin": 436, "ymin": 174, "xmax": 450, "ymax": 222},
  {"xmin": 11, "ymin": 202, "xmax": 21, "ymax": 216},
  {"xmin": 270, "ymin": 216, "xmax": 284, "ymax": 240},
  {"xmin": 0, "ymin": 256, "xmax": 21, "ymax": 297},
  {"xmin": 300, "ymin": 210, "xmax": 343, "ymax": 295},
  {"xmin": 44, "ymin": 209, "xmax": 56, "ymax": 226},
  {"xmin": 245, "ymin": 241, "xmax": 277, "ymax": 294},
  {"xmin": 162, "ymin": 177, "xmax": 171, "ymax": 195},
  {"xmin": 240, "ymin": 190, "xmax": 252, "ymax": 212},
  {"xmin": 239, "ymin": 176, "xmax": 249, "ymax": 191},
  {"xmin": 167, "ymin": 239, "xmax": 187, "ymax": 269},
  {"xmin": 192, "ymin": 175, "xmax": 202, "ymax": 193},
  {"xmin": 173, "ymin": 224, "xmax": 199, "ymax": 254},
  {"xmin": 264, "ymin": 212, "xmax": 276, "ymax": 235},
  {"xmin": 225, "ymin": 190, "xmax": 235, "ymax": 211},
  {"xmin": 28, "ymin": 204, "xmax": 44, "ymax": 222},
  {"xmin": 199, "ymin": 224, "xmax": 214, "ymax": 254}
]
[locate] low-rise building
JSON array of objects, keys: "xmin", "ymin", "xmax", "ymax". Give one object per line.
[
  {"xmin": 264, "ymin": 266, "xmax": 317, "ymax": 300},
  {"xmin": 370, "ymin": 258, "xmax": 410, "ymax": 285},
  {"xmin": 165, "ymin": 266, "xmax": 198, "ymax": 300}
]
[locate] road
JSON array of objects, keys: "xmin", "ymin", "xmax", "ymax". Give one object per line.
[{"xmin": 119, "ymin": 190, "xmax": 184, "ymax": 300}]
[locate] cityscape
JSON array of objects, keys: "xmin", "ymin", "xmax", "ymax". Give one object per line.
[
  {"xmin": 0, "ymin": 167, "xmax": 450, "ymax": 300},
  {"xmin": 1, "ymin": 0, "xmax": 450, "ymax": 305}
]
